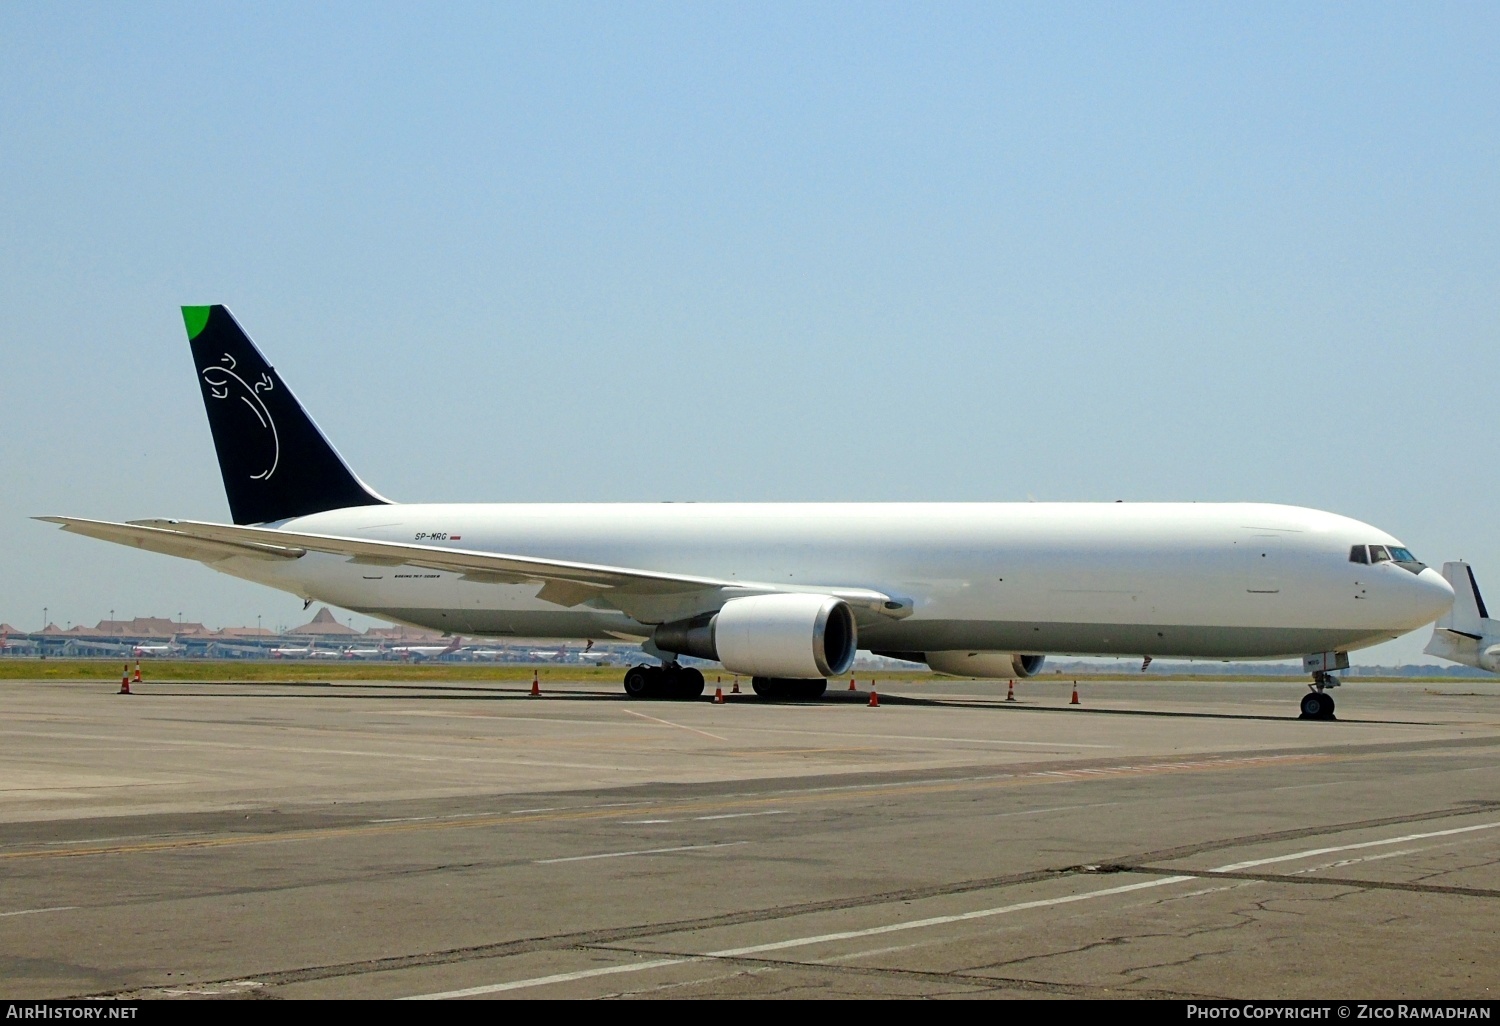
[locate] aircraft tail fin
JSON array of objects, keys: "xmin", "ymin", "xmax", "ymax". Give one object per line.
[
  {"xmin": 183, "ymin": 305, "xmax": 390, "ymax": 525},
  {"xmin": 1424, "ymin": 561, "xmax": 1500, "ymax": 672}
]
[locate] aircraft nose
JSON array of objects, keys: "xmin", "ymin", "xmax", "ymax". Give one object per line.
[{"xmin": 1412, "ymin": 566, "xmax": 1455, "ymax": 623}]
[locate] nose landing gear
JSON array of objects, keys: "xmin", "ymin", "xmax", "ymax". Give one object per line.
[{"xmin": 1299, "ymin": 671, "xmax": 1339, "ymax": 720}]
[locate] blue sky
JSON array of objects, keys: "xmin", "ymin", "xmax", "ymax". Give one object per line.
[{"xmin": 2, "ymin": 3, "xmax": 1496, "ymax": 660}]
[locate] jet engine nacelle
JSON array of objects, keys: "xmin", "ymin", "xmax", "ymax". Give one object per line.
[
  {"xmin": 925, "ymin": 651, "xmax": 1045, "ymax": 678},
  {"xmin": 653, "ymin": 593, "xmax": 857, "ymax": 679},
  {"xmin": 1481, "ymin": 645, "xmax": 1500, "ymax": 674}
]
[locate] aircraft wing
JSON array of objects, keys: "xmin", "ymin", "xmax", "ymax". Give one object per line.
[
  {"xmin": 36, "ymin": 516, "xmax": 307, "ymax": 563},
  {"xmin": 36, "ymin": 516, "xmax": 909, "ymax": 620}
]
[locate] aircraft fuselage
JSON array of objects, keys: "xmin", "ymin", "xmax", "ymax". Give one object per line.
[{"xmin": 215, "ymin": 500, "xmax": 1452, "ymax": 660}]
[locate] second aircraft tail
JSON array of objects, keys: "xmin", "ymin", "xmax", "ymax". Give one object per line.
[{"xmin": 1424, "ymin": 561, "xmax": 1500, "ymax": 672}]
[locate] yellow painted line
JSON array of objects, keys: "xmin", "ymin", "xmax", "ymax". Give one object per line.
[{"xmin": 0, "ymin": 751, "xmax": 1342, "ymax": 863}]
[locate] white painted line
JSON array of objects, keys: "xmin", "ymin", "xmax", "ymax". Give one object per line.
[
  {"xmin": 368, "ymin": 816, "xmax": 436, "ymax": 824},
  {"xmin": 512, "ymin": 800, "xmax": 654, "ymax": 815},
  {"xmin": 990, "ymin": 802, "xmax": 1117, "ymax": 819},
  {"xmin": 622, "ymin": 819, "xmax": 676, "ymax": 825},
  {"xmin": 694, "ymin": 811, "xmax": 787, "ymax": 821},
  {"xmin": 402, "ymin": 874, "xmax": 1193, "ymax": 999},
  {"xmin": 160, "ymin": 980, "xmax": 263, "ymax": 997},
  {"xmin": 0, "ymin": 906, "xmax": 77, "ymax": 918},
  {"xmin": 535, "ymin": 841, "xmax": 745, "ymax": 864},
  {"xmin": 844, "ymin": 732, "xmax": 1118, "ymax": 750},
  {"xmin": 621, "ymin": 709, "xmax": 730, "ymax": 743},
  {"xmin": 1291, "ymin": 848, "xmax": 1419, "ymax": 875},
  {"xmin": 403, "ymin": 958, "xmax": 691, "ymax": 999},
  {"xmin": 731, "ymin": 725, "xmax": 1116, "ymax": 749},
  {"xmin": 706, "ymin": 876, "xmax": 1194, "ymax": 957},
  {"xmin": 1212, "ymin": 821, "xmax": 1500, "ymax": 873},
  {"xmin": 406, "ymin": 806, "xmax": 1495, "ymax": 1000}
]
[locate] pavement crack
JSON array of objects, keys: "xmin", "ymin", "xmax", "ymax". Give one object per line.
[{"xmin": 585, "ymin": 944, "xmax": 1210, "ymax": 999}]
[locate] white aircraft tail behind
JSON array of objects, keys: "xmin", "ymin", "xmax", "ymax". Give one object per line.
[{"xmin": 1424, "ymin": 562, "xmax": 1500, "ymax": 672}]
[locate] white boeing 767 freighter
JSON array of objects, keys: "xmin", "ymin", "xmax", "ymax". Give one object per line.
[{"xmin": 40, "ymin": 306, "xmax": 1455, "ymax": 719}]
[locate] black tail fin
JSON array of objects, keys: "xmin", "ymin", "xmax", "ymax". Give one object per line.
[{"xmin": 183, "ymin": 305, "xmax": 390, "ymax": 525}]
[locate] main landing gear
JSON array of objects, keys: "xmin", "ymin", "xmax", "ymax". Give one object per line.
[
  {"xmin": 750, "ymin": 678, "xmax": 827, "ymax": 701},
  {"xmin": 1299, "ymin": 671, "xmax": 1339, "ymax": 721},
  {"xmin": 622, "ymin": 662, "xmax": 706, "ymax": 700}
]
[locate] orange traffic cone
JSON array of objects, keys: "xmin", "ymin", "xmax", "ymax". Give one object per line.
[
  {"xmin": 1070, "ymin": 683, "xmax": 1080, "ymax": 705},
  {"xmin": 868, "ymin": 689, "xmax": 879, "ymax": 708},
  {"xmin": 731, "ymin": 676, "xmax": 740, "ymax": 694},
  {"xmin": 132, "ymin": 659, "xmax": 142, "ymax": 684},
  {"xmin": 848, "ymin": 677, "xmax": 857, "ymax": 691},
  {"xmin": 119, "ymin": 663, "xmax": 131, "ymax": 695},
  {"xmin": 714, "ymin": 687, "xmax": 725, "ymax": 704},
  {"xmin": 530, "ymin": 670, "xmax": 541, "ymax": 697},
  {"xmin": 1006, "ymin": 680, "xmax": 1016, "ymax": 702}
]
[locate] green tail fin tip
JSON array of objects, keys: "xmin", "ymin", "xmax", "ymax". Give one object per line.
[{"xmin": 181, "ymin": 305, "xmax": 213, "ymax": 340}]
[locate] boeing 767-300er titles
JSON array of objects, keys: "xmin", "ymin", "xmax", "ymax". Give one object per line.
[{"xmin": 39, "ymin": 306, "xmax": 1457, "ymax": 719}]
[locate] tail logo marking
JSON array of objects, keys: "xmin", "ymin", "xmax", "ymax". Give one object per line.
[{"xmin": 202, "ymin": 352, "xmax": 280, "ymax": 481}]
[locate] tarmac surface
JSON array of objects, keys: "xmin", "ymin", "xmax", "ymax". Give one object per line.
[{"xmin": 2, "ymin": 672, "xmax": 1498, "ymax": 1000}]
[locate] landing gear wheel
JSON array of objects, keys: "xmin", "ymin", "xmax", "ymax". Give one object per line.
[
  {"xmin": 623, "ymin": 665, "xmax": 657, "ymax": 699},
  {"xmin": 1299, "ymin": 691, "xmax": 1336, "ymax": 720},
  {"xmin": 676, "ymin": 666, "xmax": 706, "ymax": 699},
  {"xmin": 795, "ymin": 679, "xmax": 827, "ymax": 700},
  {"xmin": 750, "ymin": 678, "xmax": 826, "ymax": 700}
]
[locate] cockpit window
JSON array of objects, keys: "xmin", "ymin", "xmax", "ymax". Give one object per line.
[
  {"xmin": 1349, "ymin": 545, "xmax": 1368, "ymax": 564},
  {"xmin": 1369, "ymin": 545, "xmax": 1391, "ymax": 563},
  {"xmin": 1390, "ymin": 547, "xmax": 1417, "ymax": 563}
]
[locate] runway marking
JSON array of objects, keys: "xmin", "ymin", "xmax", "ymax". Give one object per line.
[
  {"xmin": 621, "ymin": 709, "xmax": 729, "ymax": 743},
  {"xmin": 1290, "ymin": 848, "xmax": 1419, "ymax": 874},
  {"xmin": 990, "ymin": 802, "xmax": 1117, "ymax": 818},
  {"xmin": 159, "ymin": 980, "xmax": 263, "ymax": 997},
  {"xmin": 706, "ymin": 875, "xmax": 1194, "ymax": 957},
  {"xmin": 1210, "ymin": 821, "xmax": 1500, "ymax": 873},
  {"xmin": 369, "ymin": 816, "xmax": 437, "ymax": 824},
  {"xmin": 513, "ymin": 800, "xmax": 655, "ymax": 816},
  {"xmin": 402, "ymin": 958, "xmax": 689, "ymax": 999},
  {"xmin": 403, "ymin": 875, "xmax": 1195, "ymax": 998},
  {"xmin": 734, "ymin": 726, "xmax": 1116, "ymax": 749},
  {"xmin": 0, "ymin": 753, "xmax": 1343, "ymax": 862},
  {"xmin": 0, "ymin": 729, "xmax": 628, "ymax": 771},
  {"xmin": 535, "ymin": 841, "xmax": 745, "ymax": 864},
  {"xmin": 0, "ymin": 906, "xmax": 77, "ymax": 917},
  {"xmin": 694, "ymin": 811, "xmax": 787, "ymax": 821}
]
